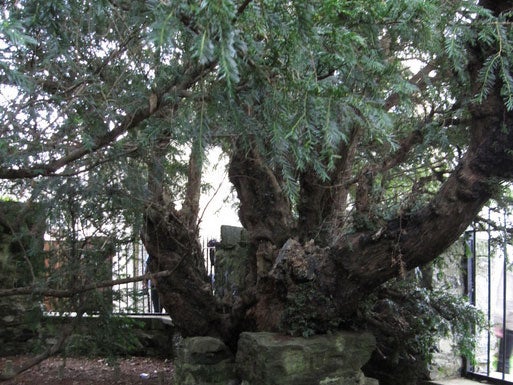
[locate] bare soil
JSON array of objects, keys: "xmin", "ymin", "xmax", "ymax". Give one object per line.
[{"xmin": 0, "ymin": 355, "xmax": 174, "ymax": 385}]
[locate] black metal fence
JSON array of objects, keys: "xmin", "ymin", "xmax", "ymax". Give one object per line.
[
  {"xmin": 110, "ymin": 239, "xmax": 216, "ymax": 315},
  {"xmin": 465, "ymin": 209, "xmax": 513, "ymax": 384},
  {"xmin": 111, "ymin": 241, "xmax": 153, "ymax": 314}
]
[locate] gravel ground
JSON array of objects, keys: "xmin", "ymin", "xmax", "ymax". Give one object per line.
[{"xmin": 0, "ymin": 355, "xmax": 174, "ymax": 385}]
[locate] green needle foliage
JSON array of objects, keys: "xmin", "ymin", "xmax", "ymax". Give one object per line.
[{"xmin": 0, "ymin": 1, "xmax": 513, "ymax": 383}]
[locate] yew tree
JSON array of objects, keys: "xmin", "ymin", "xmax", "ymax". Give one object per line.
[{"xmin": 1, "ymin": 0, "xmax": 513, "ymax": 352}]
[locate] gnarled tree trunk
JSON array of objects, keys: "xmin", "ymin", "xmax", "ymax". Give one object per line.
[{"xmin": 141, "ymin": 0, "xmax": 513, "ymax": 350}]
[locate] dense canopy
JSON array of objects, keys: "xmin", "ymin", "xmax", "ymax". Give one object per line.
[{"xmin": 1, "ymin": 0, "xmax": 513, "ymax": 381}]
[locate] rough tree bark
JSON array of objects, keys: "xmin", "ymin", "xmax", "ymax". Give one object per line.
[
  {"xmin": 236, "ymin": 0, "xmax": 513, "ymax": 332},
  {"xmin": 140, "ymin": 0, "xmax": 513, "ymax": 347},
  {"xmin": 141, "ymin": 140, "xmax": 233, "ymax": 342}
]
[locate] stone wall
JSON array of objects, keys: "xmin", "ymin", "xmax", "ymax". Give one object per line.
[
  {"xmin": 175, "ymin": 332, "xmax": 378, "ymax": 385},
  {"xmin": 0, "ymin": 296, "xmax": 43, "ymax": 356},
  {"xmin": 0, "ymin": 313, "xmax": 177, "ymax": 358}
]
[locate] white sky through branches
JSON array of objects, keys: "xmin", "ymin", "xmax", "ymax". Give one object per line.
[{"xmin": 199, "ymin": 147, "xmax": 241, "ymax": 242}]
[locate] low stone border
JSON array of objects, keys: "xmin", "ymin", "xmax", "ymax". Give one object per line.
[{"xmin": 175, "ymin": 331, "xmax": 378, "ymax": 385}]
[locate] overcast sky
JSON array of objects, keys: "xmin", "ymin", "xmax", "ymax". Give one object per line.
[{"xmin": 198, "ymin": 147, "xmax": 241, "ymax": 242}]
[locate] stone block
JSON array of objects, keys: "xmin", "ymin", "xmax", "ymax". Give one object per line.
[
  {"xmin": 236, "ymin": 331, "xmax": 377, "ymax": 385},
  {"xmin": 220, "ymin": 226, "xmax": 245, "ymax": 248},
  {"xmin": 214, "ymin": 226, "xmax": 250, "ymax": 303},
  {"xmin": 0, "ymin": 296, "xmax": 42, "ymax": 356},
  {"xmin": 178, "ymin": 336, "xmax": 233, "ymax": 365},
  {"xmin": 175, "ymin": 336, "xmax": 237, "ymax": 385}
]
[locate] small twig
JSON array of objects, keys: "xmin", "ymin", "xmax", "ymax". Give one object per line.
[
  {"xmin": 237, "ymin": 0, "xmax": 253, "ymax": 15},
  {"xmin": 197, "ymin": 170, "xmax": 228, "ymax": 228},
  {"xmin": 0, "ymin": 270, "xmax": 175, "ymax": 298}
]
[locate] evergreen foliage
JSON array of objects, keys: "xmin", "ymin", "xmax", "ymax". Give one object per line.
[{"xmin": 1, "ymin": 0, "xmax": 513, "ymax": 383}]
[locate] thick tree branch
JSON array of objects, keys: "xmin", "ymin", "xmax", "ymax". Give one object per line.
[
  {"xmin": 141, "ymin": 205, "xmax": 227, "ymax": 340},
  {"xmin": 181, "ymin": 140, "xmax": 203, "ymax": 232},
  {"xmin": 262, "ymin": 118, "xmax": 511, "ymax": 327},
  {"xmin": 251, "ymin": 2, "xmax": 513, "ymax": 330},
  {"xmin": 329, "ymin": 9, "xmax": 513, "ymax": 312},
  {"xmin": 229, "ymin": 140, "xmax": 294, "ymax": 245}
]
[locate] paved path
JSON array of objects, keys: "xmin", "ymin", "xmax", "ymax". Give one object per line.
[{"xmin": 427, "ymin": 379, "xmax": 487, "ymax": 385}]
